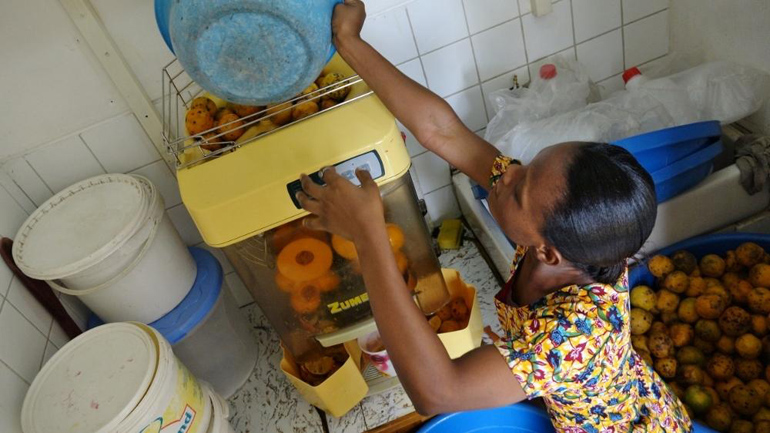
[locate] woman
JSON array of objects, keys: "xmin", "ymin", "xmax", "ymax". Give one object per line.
[{"xmin": 296, "ymin": 1, "xmax": 692, "ymax": 431}]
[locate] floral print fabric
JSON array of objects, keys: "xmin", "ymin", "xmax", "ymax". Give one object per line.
[{"xmin": 488, "ymin": 156, "xmax": 692, "ymax": 433}]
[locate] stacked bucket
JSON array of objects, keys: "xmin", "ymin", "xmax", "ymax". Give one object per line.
[{"xmin": 12, "ymin": 174, "xmax": 258, "ymax": 433}]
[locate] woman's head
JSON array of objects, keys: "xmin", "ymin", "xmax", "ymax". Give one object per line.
[{"xmin": 488, "ymin": 142, "xmax": 656, "ymax": 284}]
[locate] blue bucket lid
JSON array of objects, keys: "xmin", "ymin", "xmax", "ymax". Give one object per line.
[{"xmin": 86, "ymin": 247, "xmax": 223, "ymax": 344}]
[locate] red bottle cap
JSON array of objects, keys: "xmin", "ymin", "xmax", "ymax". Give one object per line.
[
  {"xmin": 622, "ymin": 67, "xmax": 642, "ymax": 83},
  {"xmin": 539, "ymin": 64, "xmax": 557, "ymax": 80}
]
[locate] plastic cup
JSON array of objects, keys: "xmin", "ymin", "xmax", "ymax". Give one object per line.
[{"xmin": 357, "ymin": 330, "xmax": 397, "ymax": 377}]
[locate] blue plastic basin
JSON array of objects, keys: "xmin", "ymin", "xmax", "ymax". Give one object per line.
[
  {"xmin": 650, "ymin": 140, "xmax": 723, "ymax": 203},
  {"xmin": 156, "ymin": 0, "xmax": 342, "ymax": 105},
  {"xmin": 612, "ymin": 121, "xmax": 722, "ymax": 173},
  {"xmin": 418, "ymin": 403, "xmax": 554, "ymax": 432},
  {"xmin": 418, "ymin": 402, "xmax": 716, "ymax": 432},
  {"xmin": 630, "ymin": 232, "xmax": 770, "ymax": 288}
]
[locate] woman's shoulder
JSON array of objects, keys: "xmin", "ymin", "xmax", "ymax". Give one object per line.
[{"xmin": 526, "ymin": 278, "xmax": 630, "ymax": 335}]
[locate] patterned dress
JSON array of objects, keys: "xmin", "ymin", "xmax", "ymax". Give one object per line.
[{"xmin": 489, "ymin": 156, "xmax": 692, "ymax": 433}]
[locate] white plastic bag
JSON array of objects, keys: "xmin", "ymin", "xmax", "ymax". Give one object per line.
[
  {"xmin": 669, "ymin": 61, "xmax": 769, "ymax": 124},
  {"xmin": 484, "ymin": 57, "xmax": 598, "ymax": 145},
  {"xmin": 493, "ymin": 91, "xmax": 676, "ymax": 164}
]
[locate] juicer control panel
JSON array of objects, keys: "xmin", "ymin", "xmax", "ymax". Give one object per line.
[{"xmin": 287, "ymin": 151, "xmax": 385, "ymax": 209}]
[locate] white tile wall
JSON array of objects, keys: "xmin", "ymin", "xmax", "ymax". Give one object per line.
[
  {"xmin": 1, "ymin": 159, "xmax": 53, "ymax": 209},
  {"xmin": 423, "ymin": 185, "xmax": 461, "ymax": 222},
  {"xmin": 0, "ymin": 185, "xmax": 74, "ymax": 431},
  {"xmin": 130, "ymin": 160, "xmax": 182, "ymax": 208},
  {"xmin": 361, "ymin": 6, "xmax": 419, "ymax": 65},
  {"xmin": 622, "ymin": 0, "xmax": 669, "ymax": 23},
  {"xmin": 166, "ymin": 204, "xmax": 204, "ymax": 246},
  {"xmin": 0, "ymin": 361, "xmax": 28, "ymax": 433},
  {"xmin": 0, "ymin": 301, "xmax": 49, "ymax": 383},
  {"xmin": 463, "ymin": 0, "xmax": 520, "ymax": 35},
  {"xmin": 396, "ymin": 59, "xmax": 428, "ymax": 87},
  {"xmin": 421, "ymin": 39, "xmax": 479, "ymax": 97},
  {"xmin": 624, "ymin": 10, "xmax": 669, "ymax": 67},
  {"xmin": 521, "ymin": 1, "xmax": 574, "ymax": 62},
  {"xmin": 445, "ymin": 86, "xmax": 488, "ymax": 132},
  {"xmin": 408, "ymin": 0, "xmax": 469, "ymax": 54},
  {"xmin": 26, "ymin": 136, "xmax": 106, "ymax": 194},
  {"xmin": 576, "ymin": 29, "xmax": 624, "ymax": 82},
  {"xmin": 80, "ymin": 113, "xmax": 161, "ymax": 174},
  {"xmin": 412, "ymin": 152, "xmax": 451, "ymax": 193},
  {"xmin": 471, "ymin": 19, "xmax": 527, "ymax": 81},
  {"xmin": 572, "ymin": 0, "xmax": 622, "ymax": 43}
]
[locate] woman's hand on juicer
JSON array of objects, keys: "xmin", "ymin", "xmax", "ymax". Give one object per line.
[
  {"xmin": 332, "ymin": 0, "xmax": 366, "ymax": 46},
  {"xmin": 296, "ymin": 168, "xmax": 386, "ymax": 241}
]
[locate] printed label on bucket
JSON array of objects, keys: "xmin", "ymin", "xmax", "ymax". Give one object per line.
[{"xmin": 138, "ymin": 361, "xmax": 206, "ymax": 433}]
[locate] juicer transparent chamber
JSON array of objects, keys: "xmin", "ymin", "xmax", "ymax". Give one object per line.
[{"xmin": 223, "ymin": 172, "xmax": 450, "ymax": 361}]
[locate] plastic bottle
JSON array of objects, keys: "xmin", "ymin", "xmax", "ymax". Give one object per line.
[
  {"xmin": 623, "ymin": 67, "xmax": 650, "ymax": 91},
  {"xmin": 530, "ymin": 64, "xmax": 560, "ymax": 96},
  {"xmin": 622, "ymin": 67, "xmax": 700, "ymax": 125}
]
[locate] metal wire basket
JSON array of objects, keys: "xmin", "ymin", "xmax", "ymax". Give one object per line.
[{"xmin": 160, "ymin": 58, "xmax": 373, "ymax": 169}]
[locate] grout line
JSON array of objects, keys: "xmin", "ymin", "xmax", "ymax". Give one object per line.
[
  {"xmin": 128, "ymin": 158, "xmax": 164, "ymax": 174},
  {"xmin": 403, "ymin": 10, "xmax": 430, "ymax": 89},
  {"xmin": 422, "ymin": 181, "xmax": 454, "ymax": 196},
  {"xmin": 620, "ymin": 0, "xmax": 627, "ymax": 68},
  {"xmin": 569, "ymin": 0, "xmax": 577, "ymax": 49},
  {"xmin": 39, "ymin": 320, "xmax": 56, "ymax": 370},
  {"xmin": 623, "ymin": 7, "xmax": 668, "ymax": 27},
  {"xmin": 575, "ymin": 25, "xmax": 624, "ymax": 48},
  {"xmin": 459, "ymin": 0, "xmax": 487, "ymax": 122},
  {"xmin": 466, "ymin": 15, "xmax": 520, "ymax": 38},
  {"xmin": 480, "ymin": 65, "xmax": 529, "ymax": 87},
  {"xmin": 0, "ymin": 182, "xmax": 33, "ymax": 217},
  {"xmin": 409, "ymin": 33, "xmax": 468, "ymax": 60},
  {"xmin": 24, "ymin": 158, "xmax": 56, "ymax": 196},
  {"xmin": 597, "ymin": 71, "xmax": 623, "ymax": 85},
  {"xmin": 516, "ymin": 0, "xmax": 533, "ymax": 80},
  {"xmin": 0, "ymin": 166, "xmax": 39, "ymax": 210},
  {"xmin": 5, "ymin": 298, "xmax": 50, "ymax": 340},
  {"xmin": 80, "ymin": 135, "xmax": 109, "ymax": 174},
  {"xmin": 638, "ymin": 52, "xmax": 671, "ymax": 69},
  {"xmin": 0, "ymin": 358, "xmax": 31, "ymax": 386},
  {"xmin": 441, "ymin": 82, "xmax": 484, "ymax": 101},
  {"xmin": 0, "ymin": 109, "xmax": 133, "ymax": 167}
]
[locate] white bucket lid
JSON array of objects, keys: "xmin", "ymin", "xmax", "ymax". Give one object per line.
[
  {"xmin": 22, "ymin": 323, "xmax": 158, "ymax": 433},
  {"xmin": 12, "ymin": 174, "xmax": 149, "ymax": 280}
]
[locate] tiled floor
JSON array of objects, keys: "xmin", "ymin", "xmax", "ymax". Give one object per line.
[{"xmin": 227, "ymin": 239, "xmax": 503, "ymax": 432}]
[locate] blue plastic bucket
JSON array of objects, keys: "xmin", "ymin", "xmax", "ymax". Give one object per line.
[
  {"xmin": 156, "ymin": 0, "xmax": 343, "ymax": 105},
  {"xmin": 88, "ymin": 247, "xmax": 222, "ymax": 344}
]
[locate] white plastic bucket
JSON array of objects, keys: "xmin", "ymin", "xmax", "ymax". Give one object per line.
[
  {"xmin": 204, "ymin": 382, "xmax": 235, "ymax": 433},
  {"xmin": 21, "ymin": 322, "xmax": 211, "ymax": 433},
  {"xmin": 13, "ymin": 174, "xmax": 197, "ymax": 323},
  {"xmin": 116, "ymin": 324, "xmax": 211, "ymax": 433}
]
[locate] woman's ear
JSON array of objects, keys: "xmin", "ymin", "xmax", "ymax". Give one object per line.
[{"xmin": 534, "ymin": 244, "xmax": 562, "ymax": 266}]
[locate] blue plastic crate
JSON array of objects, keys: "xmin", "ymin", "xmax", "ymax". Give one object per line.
[
  {"xmin": 649, "ymin": 140, "xmax": 724, "ymax": 203},
  {"xmin": 612, "ymin": 121, "xmax": 722, "ymax": 173}
]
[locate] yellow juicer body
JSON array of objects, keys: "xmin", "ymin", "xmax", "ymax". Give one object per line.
[{"xmin": 177, "ymin": 55, "xmax": 411, "ymax": 248}]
